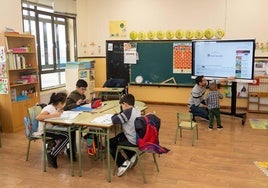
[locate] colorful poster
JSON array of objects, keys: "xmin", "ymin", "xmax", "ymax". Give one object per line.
[
  {"xmin": 0, "ymin": 48, "xmax": 8, "ymax": 94},
  {"xmin": 173, "ymin": 42, "xmax": 192, "ymax": 73},
  {"xmin": 109, "ymin": 20, "xmax": 127, "ymax": 38},
  {"xmin": 224, "ymin": 83, "xmax": 248, "ymax": 98},
  {"xmin": 0, "ymin": 78, "xmax": 8, "ymax": 94}
]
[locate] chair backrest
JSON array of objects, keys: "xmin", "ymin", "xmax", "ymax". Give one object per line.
[
  {"xmin": 24, "ymin": 105, "xmax": 42, "ymax": 137},
  {"xmin": 177, "ymin": 112, "xmax": 195, "ymax": 128}
]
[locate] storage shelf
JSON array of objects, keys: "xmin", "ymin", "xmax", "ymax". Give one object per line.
[
  {"xmin": 0, "ymin": 32, "xmax": 40, "ymax": 132},
  {"xmin": 10, "ymin": 82, "xmax": 38, "ymax": 88}
]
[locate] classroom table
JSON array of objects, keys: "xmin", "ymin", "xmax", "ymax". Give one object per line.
[
  {"xmin": 42, "ymin": 100, "xmax": 146, "ymax": 182},
  {"xmin": 93, "ymin": 87, "xmax": 125, "ymax": 100},
  {"xmin": 73, "ymin": 100, "xmax": 147, "ymax": 182}
]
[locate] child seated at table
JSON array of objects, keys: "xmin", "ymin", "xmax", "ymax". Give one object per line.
[
  {"xmin": 109, "ymin": 94, "xmax": 141, "ymax": 177},
  {"xmin": 35, "ymin": 92, "xmax": 76, "ymax": 168}
]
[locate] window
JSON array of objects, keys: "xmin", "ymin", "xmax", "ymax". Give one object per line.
[{"xmin": 22, "ymin": 1, "xmax": 77, "ymax": 90}]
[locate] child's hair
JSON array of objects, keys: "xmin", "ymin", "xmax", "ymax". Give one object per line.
[
  {"xmin": 209, "ymin": 83, "xmax": 217, "ymax": 91},
  {"xmin": 195, "ymin": 75, "xmax": 204, "ymax": 84},
  {"xmin": 48, "ymin": 92, "xmax": 67, "ymax": 105},
  {"xmin": 119, "ymin": 93, "xmax": 135, "ymax": 106},
  {"xmin": 76, "ymin": 79, "xmax": 88, "ymax": 88}
]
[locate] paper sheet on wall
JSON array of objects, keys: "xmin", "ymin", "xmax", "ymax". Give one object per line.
[
  {"xmin": 0, "ymin": 46, "xmax": 6, "ymax": 63},
  {"xmin": 124, "ymin": 42, "xmax": 137, "ymax": 64}
]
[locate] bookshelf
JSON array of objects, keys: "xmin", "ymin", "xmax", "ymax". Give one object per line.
[
  {"xmin": 248, "ymin": 76, "xmax": 268, "ymax": 113},
  {"xmin": 0, "ymin": 32, "xmax": 40, "ymax": 132}
]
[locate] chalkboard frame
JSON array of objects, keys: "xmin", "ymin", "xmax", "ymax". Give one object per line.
[{"xmin": 106, "ymin": 40, "xmax": 195, "ymax": 87}]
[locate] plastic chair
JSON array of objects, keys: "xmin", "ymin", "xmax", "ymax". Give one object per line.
[
  {"xmin": 24, "ymin": 105, "xmax": 48, "ymax": 161},
  {"xmin": 113, "ymin": 145, "xmax": 159, "ymax": 183},
  {"xmin": 174, "ymin": 112, "xmax": 198, "ymax": 146}
]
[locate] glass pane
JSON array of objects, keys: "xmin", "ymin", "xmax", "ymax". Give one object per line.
[
  {"xmin": 55, "ymin": 23, "xmax": 67, "ymax": 69},
  {"xmin": 38, "ymin": 14, "xmax": 54, "ymax": 71},
  {"xmin": 41, "ymin": 72, "xmax": 65, "ymax": 89}
]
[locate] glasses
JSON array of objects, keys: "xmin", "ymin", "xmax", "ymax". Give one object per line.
[{"xmin": 80, "ymin": 87, "xmax": 87, "ymax": 91}]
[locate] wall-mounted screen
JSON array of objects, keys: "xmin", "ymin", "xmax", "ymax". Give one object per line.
[{"xmin": 192, "ymin": 39, "xmax": 255, "ymax": 82}]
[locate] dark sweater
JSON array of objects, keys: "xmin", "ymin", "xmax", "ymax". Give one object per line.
[{"xmin": 63, "ymin": 90, "xmax": 86, "ymax": 111}]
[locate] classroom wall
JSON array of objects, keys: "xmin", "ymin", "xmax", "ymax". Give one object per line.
[
  {"xmin": 0, "ymin": 0, "xmax": 23, "ymax": 33},
  {"xmin": 77, "ymin": 0, "xmax": 268, "ymax": 108},
  {"xmin": 0, "ymin": 0, "xmax": 266, "ymax": 108},
  {"xmin": 77, "ymin": 0, "xmax": 268, "ymax": 57}
]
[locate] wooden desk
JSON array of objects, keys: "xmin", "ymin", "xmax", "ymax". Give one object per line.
[
  {"xmin": 93, "ymin": 87, "xmax": 125, "ymax": 100},
  {"xmin": 42, "ymin": 100, "xmax": 146, "ymax": 182}
]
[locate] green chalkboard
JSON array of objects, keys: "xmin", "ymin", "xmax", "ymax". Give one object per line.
[{"xmin": 130, "ymin": 41, "xmax": 194, "ymax": 86}]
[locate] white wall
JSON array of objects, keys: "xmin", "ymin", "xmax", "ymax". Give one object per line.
[
  {"xmin": 0, "ymin": 0, "xmax": 267, "ymax": 56},
  {"xmin": 77, "ymin": 0, "xmax": 268, "ymax": 57},
  {"xmin": 0, "ymin": 0, "xmax": 23, "ymax": 33}
]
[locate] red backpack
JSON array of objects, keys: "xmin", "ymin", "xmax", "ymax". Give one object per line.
[{"xmin": 135, "ymin": 114, "xmax": 169, "ymax": 154}]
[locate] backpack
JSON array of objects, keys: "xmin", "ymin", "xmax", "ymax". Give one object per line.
[{"xmin": 135, "ymin": 114, "xmax": 169, "ymax": 154}]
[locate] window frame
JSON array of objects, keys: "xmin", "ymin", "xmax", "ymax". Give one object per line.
[{"xmin": 21, "ymin": 1, "xmax": 77, "ymax": 90}]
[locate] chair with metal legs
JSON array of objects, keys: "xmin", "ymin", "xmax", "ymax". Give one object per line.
[{"xmin": 113, "ymin": 145, "xmax": 159, "ymax": 183}]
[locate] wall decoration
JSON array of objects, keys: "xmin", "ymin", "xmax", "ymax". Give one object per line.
[
  {"xmin": 147, "ymin": 31, "xmax": 155, "ymax": 40},
  {"xmin": 129, "ymin": 31, "xmax": 138, "ymax": 40},
  {"xmin": 204, "ymin": 28, "xmax": 215, "ymax": 39},
  {"xmin": 175, "ymin": 30, "xmax": 184, "ymax": 39},
  {"xmin": 173, "ymin": 42, "xmax": 192, "ymax": 74},
  {"xmin": 166, "ymin": 30, "xmax": 174, "ymax": 40},
  {"xmin": 185, "ymin": 30, "xmax": 194, "ymax": 39},
  {"xmin": 109, "ymin": 20, "xmax": 127, "ymax": 38}
]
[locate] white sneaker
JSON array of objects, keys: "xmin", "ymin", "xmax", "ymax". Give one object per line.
[
  {"xmin": 129, "ymin": 154, "xmax": 137, "ymax": 168},
  {"xmin": 117, "ymin": 160, "xmax": 131, "ymax": 177}
]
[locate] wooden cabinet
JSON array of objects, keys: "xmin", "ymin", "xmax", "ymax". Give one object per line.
[
  {"xmin": 65, "ymin": 60, "xmax": 95, "ymax": 99},
  {"xmin": 248, "ymin": 93, "xmax": 268, "ymax": 113},
  {"xmin": 0, "ymin": 32, "xmax": 40, "ymax": 132},
  {"xmin": 248, "ymin": 76, "xmax": 268, "ymax": 113}
]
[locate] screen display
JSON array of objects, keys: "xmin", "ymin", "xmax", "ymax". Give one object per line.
[{"xmin": 192, "ymin": 39, "xmax": 255, "ymax": 81}]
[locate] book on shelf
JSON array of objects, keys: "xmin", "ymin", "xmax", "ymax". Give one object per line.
[
  {"xmin": 10, "ymin": 88, "xmax": 16, "ymax": 101},
  {"xmin": 12, "ymin": 47, "xmax": 30, "ymax": 53},
  {"xmin": 7, "ymin": 53, "xmax": 26, "ymax": 69}
]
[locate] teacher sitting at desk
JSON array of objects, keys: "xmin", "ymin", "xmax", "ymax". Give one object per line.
[{"xmin": 188, "ymin": 75, "xmax": 234, "ymax": 122}]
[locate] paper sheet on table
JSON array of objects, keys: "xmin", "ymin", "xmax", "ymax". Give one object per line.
[
  {"xmin": 91, "ymin": 114, "xmax": 113, "ymax": 124},
  {"xmin": 48, "ymin": 111, "xmax": 82, "ymax": 120}
]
